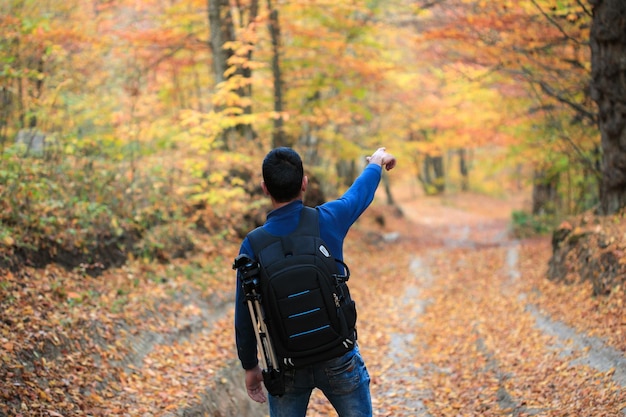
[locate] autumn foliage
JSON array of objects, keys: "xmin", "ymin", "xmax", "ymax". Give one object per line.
[
  {"xmin": 3, "ymin": 185, "xmax": 626, "ymax": 416},
  {"xmin": 1, "ymin": 0, "xmax": 626, "ymax": 416}
]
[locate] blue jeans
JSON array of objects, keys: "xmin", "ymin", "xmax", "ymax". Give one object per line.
[{"xmin": 268, "ymin": 345, "xmax": 372, "ymax": 417}]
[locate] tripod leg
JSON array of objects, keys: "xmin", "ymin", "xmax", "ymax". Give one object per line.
[
  {"xmin": 247, "ymin": 299, "xmax": 269, "ymax": 370},
  {"xmin": 252, "ymin": 297, "xmax": 280, "ymax": 368},
  {"xmin": 246, "ymin": 290, "xmax": 286, "ymax": 397}
]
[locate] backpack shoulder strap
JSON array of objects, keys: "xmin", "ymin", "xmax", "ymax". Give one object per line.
[
  {"xmin": 247, "ymin": 225, "xmax": 275, "ymax": 258},
  {"xmin": 294, "ymin": 206, "xmax": 320, "ymax": 237},
  {"xmin": 247, "ymin": 206, "xmax": 320, "ymax": 257}
]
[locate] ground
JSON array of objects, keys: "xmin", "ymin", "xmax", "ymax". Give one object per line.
[
  {"xmin": 342, "ymin": 185, "xmax": 626, "ymax": 417},
  {"xmin": 1, "ymin": 180, "xmax": 625, "ymax": 416}
]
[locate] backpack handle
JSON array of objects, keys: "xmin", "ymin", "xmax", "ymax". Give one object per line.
[{"xmin": 333, "ymin": 259, "xmax": 350, "ymax": 284}]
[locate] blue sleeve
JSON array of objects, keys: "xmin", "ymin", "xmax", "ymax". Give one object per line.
[
  {"xmin": 234, "ymin": 239, "xmax": 259, "ymax": 370},
  {"xmin": 317, "ymin": 163, "xmax": 382, "ymax": 259}
]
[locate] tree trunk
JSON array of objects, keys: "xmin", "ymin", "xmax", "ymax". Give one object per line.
[
  {"xmin": 208, "ymin": 0, "xmax": 226, "ymax": 85},
  {"xmin": 335, "ymin": 158, "xmax": 356, "ymax": 188},
  {"xmin": 418, "ymin": 154, "xmax": 445, "ymax": 195},
  {"xmin": 267, "ymin": 0, "xmax": 288, "ymax": 148},
  {"xmin": 589, "ymin": 0, "xmax": 626, "ymax": 214},
  {"xmin": 459, "ymin": 148, "xmax": 469, "ymax": 191},
  {"xmin": 0, "ymin": 87, "xmax": 12, "ymax": 150},
  {"xmin": 381, "ymin": 173, "xmax": 396, "ymax": 206},
  {"xmin": 431, "ymin": 155, "xmax": 445, "ymax": 193},
  {"xmin": 229, "ymin": 0, "xmax": 258, "ymax": 144},
  {"xmin": 532, "ymin": 169, "xmax": 559, "ymax": 215},
  {"xmin": 208, "ymin": 0, "xmax": 257, "ymax": 149}
]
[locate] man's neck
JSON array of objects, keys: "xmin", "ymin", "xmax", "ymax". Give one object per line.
[{"xmin": 272, "ymin": 198, "xmax": 302, "ymax": 210}]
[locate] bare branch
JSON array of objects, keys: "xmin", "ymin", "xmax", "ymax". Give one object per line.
[
  {"xmin": 536, "ymin": 79, "xmax": 597, "ymax": 124},
  {"xmin": 526, "ymin": 81, "xmax": 601, "ymax": 178},
  {"xmin": 576, "ymin": 0, "xmax": 593, "ymax": 17},
  {"xmin": 530, "ymin": 0, "xmax": 585, "ymax": 46},
  {"xmin": 417, "ymin": 0, "xmax": 446, "ymax": 9}
]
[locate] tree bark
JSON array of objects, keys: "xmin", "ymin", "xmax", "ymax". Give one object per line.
[
  {"xmin": 532, "ymin": 169, "xmax": 559, "ymax": 215},
  {"xmin": 208, "ymin": 0, "xmax": 226, "ymax": 85},
  {"xmin": 381, "ymin": 173, "xmax": 396, "ymax": 206},
  {"xmin": 459, "ymin": 148, "xmax": 469, "ymax": 191},
  {"xmin": 430, "ymin": 155, "xmax": 445, "ymax": 193},
  {"xmin": 589, "ymin": 0, "xmax": 626, "ymax": 214},
  {"xmin": 267, "ymin": 0, "xmax": 288, "ymax": 148},
  {"xmin": 417, "ymin": 154, "xmax": 445, "ymax": 195},
  {"xmin": 208, "ymin": 0, "xmax": 257, "ymax": 148},
  {"xmin": 0, "ymin": 87, "xmax": 11, "ymax": 149}
]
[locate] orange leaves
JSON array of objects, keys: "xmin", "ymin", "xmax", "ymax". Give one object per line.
[
  {"xmin": 109, "ymin": 313, "xmax": 236, "ymax": 414},
  {"xmin": 2, "ymin": 178, "xmax": 626, "ymax": 416},
  {"xmin": 318, "ymin": 188, "xmax": 626, "ymax": 416},
  {"xmin": 412, "ymin": 0, "xmax": 594, "ymax": 175},
  {"xmin": 0, "ymin": 237, "xmax": 241, "ymax": 415}
]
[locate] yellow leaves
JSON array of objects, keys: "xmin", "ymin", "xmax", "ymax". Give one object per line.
[
  {"xmin": 1, "ymin": 234, "xmax": 14, "ymax": 246},
  {"xmin": 175, "ymin": 111, "xmax": 222, "ymax": 150},
  {"xmin": 216, "ymin": 75, "xmax": 252, "ymax": 97},
  {"xmin": 186, "ymin": 177, "xmax": 246, "ymax": 207}
]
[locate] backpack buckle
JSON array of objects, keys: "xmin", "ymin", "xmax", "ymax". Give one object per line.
[{"xmin": 333, "ymin": 273, "xmax": 349, "ymax": 284}]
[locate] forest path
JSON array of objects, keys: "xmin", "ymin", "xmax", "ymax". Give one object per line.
[
  {"xmin": 336, "ymin": 189, "xmax": 626, "ymax": 416},
  {"xmin": 23, "ymin": 183, "xmax": 622, "ymax": 417},
  {"xmin": 319, "ymin": 186, "xmax": 626, "ymax": 417}
]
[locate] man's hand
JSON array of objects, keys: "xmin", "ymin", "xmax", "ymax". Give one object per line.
[
  {"xmin": 245, "ymin": 365, "xmax": 267, "ymax": 403},
  {"xmin": 367, "ymin": 147, "xmax": 397, "ymax": 171}
]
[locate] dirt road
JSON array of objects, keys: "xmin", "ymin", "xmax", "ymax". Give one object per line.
[
  {"xmin": 9, "ymin": 189, "xmax": 621, "ymax": 416},
  {"xmin": 328, "ymin": 191, "xmax": 626, "ymax": 417}
]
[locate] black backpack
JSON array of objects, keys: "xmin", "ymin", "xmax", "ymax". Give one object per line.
[{"xmin": 247, "ymin": 206, "xmax": 357, "ymax": 368}]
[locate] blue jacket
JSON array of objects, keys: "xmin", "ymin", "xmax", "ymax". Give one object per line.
[{"xmin": 234, "ymin": 163, "xmax": 383, "ymax": 369}]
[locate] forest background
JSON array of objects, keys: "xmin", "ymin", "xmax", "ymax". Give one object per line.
[
  {"xmin": 1, "ymin": 0, "xmax": 626, "ymax": 415},
  {"xmin": 3, "ymin": 0, "xmax": 625, "ymax": 269}
]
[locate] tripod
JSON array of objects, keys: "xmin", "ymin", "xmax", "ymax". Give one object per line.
[{"xmin": 233, "ymin": 254, "xmax": 285, "ymax": 396}]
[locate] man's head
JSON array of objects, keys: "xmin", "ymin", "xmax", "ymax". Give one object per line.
[{"xmin": 262, "ymin": 147, "xmax": 306, "ymax": 203}]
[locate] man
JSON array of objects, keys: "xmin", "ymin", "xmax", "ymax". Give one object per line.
[{"xmin": 234, "ymin": 146, "xmax": 396, "ymax": 417}]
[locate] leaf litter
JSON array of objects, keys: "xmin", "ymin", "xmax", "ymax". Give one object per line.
[{"xmin": 1, "ymin": 190, "xmax": 626, "ymax": 416}]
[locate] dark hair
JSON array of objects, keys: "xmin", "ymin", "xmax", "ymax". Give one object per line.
[{"xmin": 262, "ymin": 147, "xmax": 304, "ymax": 203}]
